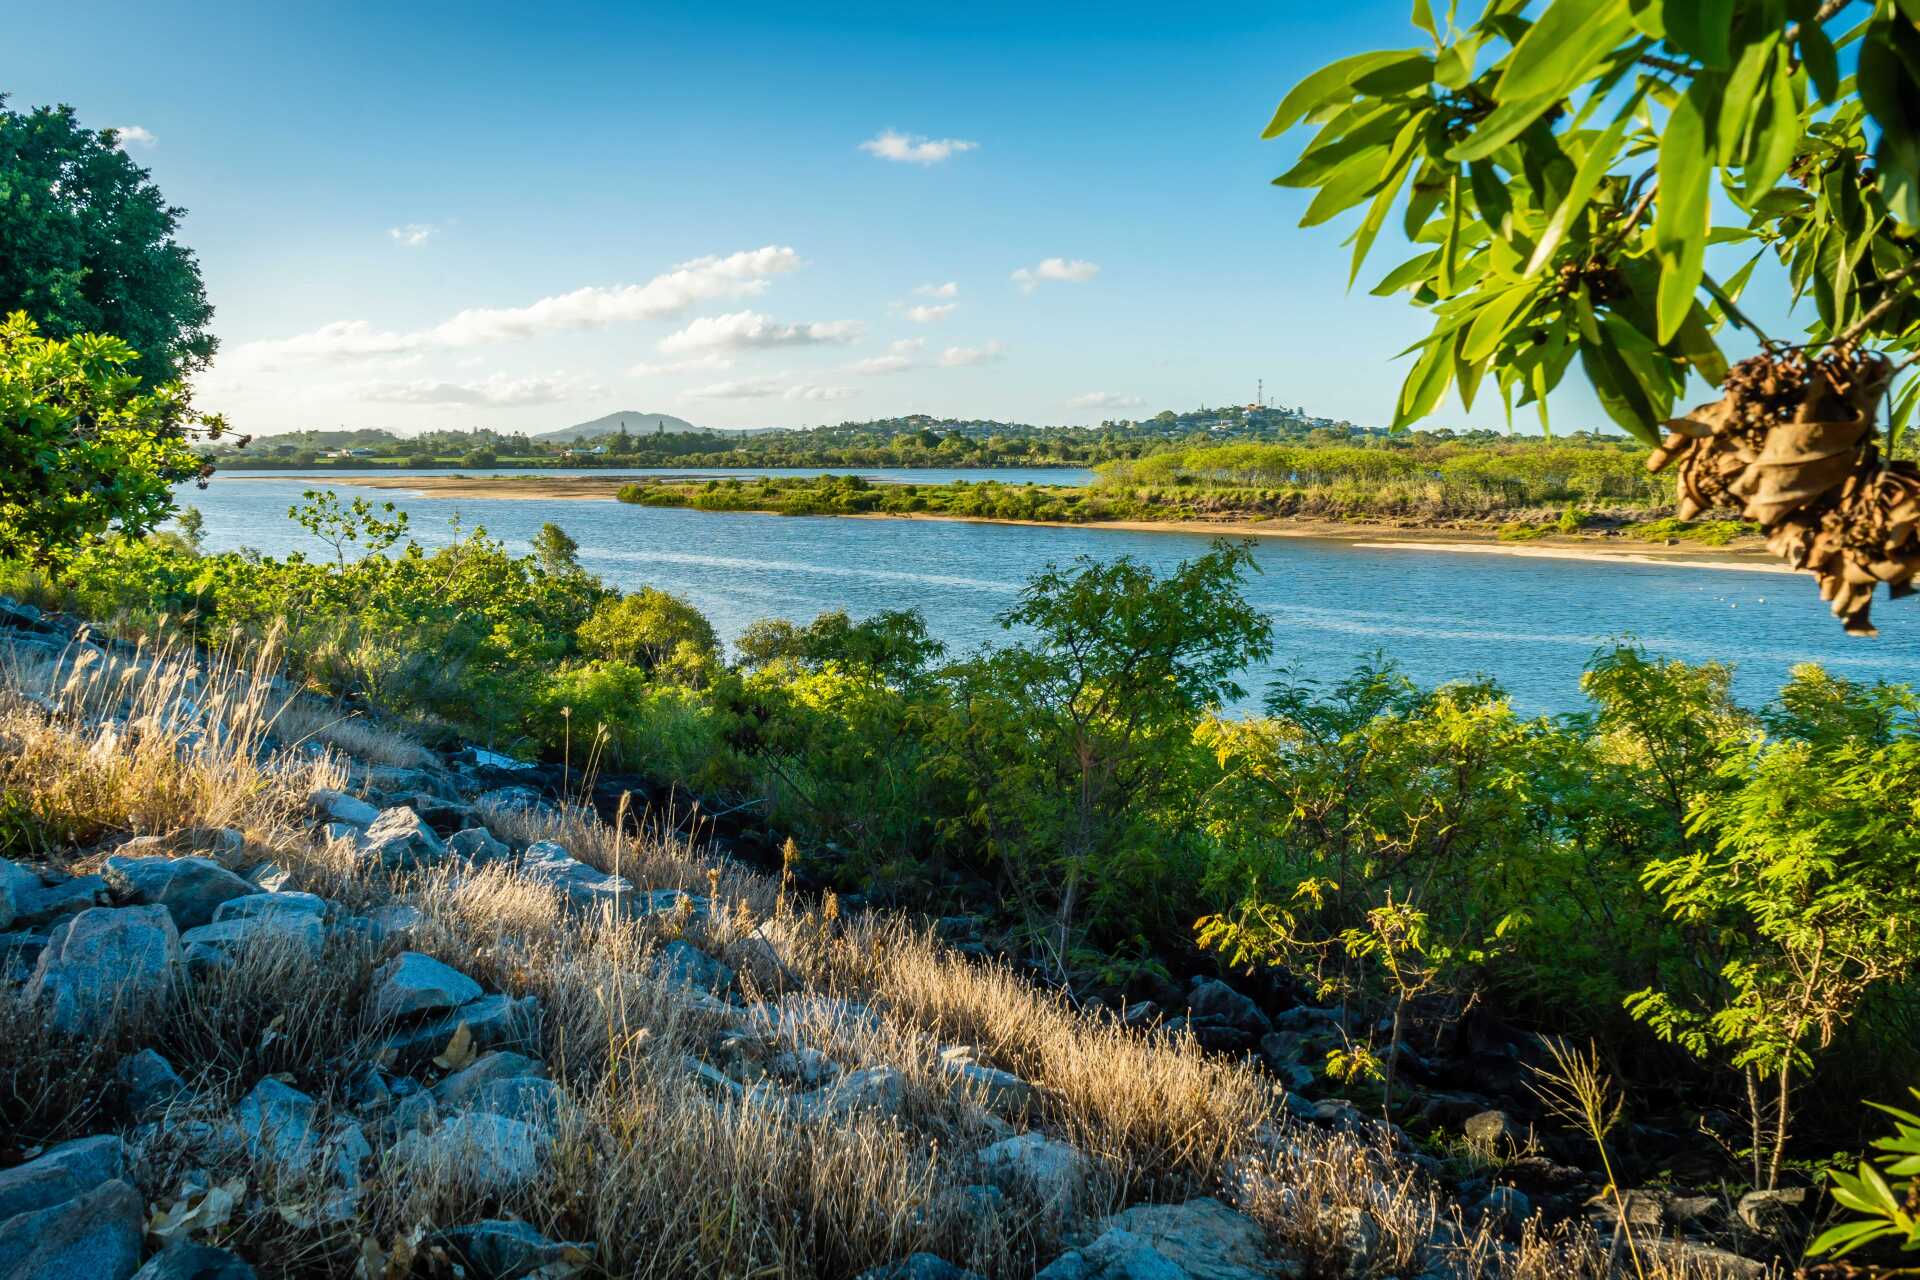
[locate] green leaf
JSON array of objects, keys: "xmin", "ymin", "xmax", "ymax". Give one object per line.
[
  {"xmin": 1412, "ymin": 0, "xmax": 1438, "ymax": 40},
  {"xmin": 1655, "ymin": 82, "xmax": 1713, "ymax": 342},
  {"xmin": 1497, "ymin": 0, "xmax": 1637, "ymax": 102},
  {"xmin": 1716, "ymin": 37, "xmax": 1776, "ymax": 169},
  {"xmin": 1352, "ymin": 52, "xmax": 1437, "ymax": 96},
  {"xmin": 1580, "ymin": 335, "xmax": 1661, "ymax": 443},
  {"xmin": 1809, "ymin": 1218, "xmax": 1893, "ymax": 1258},
  {"xmin": 1265, "ymin": 50, "xmax": 1423, "ymax": 137},
  {"xmin": 1370, "ymin": 249, "xmax": 1441, "ymax": 295},
  {"xmin": 1393, "ymin": 331, "xmax": 1456, "ymax": 429},
  {"xmin": 1526, "ymin": 107, "xmax": 1633, "ymax": 275},
  {"xmin": 1300, "ymin": 145, "xmax": 1396, "ymax": 226},
  {"xmin": 1463, "ymin": 285, "xmax": 1537, "ymax": 362},
  {"xmin": 1349, "ymin": 115, "xmax": 1428, "ymax": 285},
  {"xmin": 1745, "ymin": 45, "xmax": 1801, "ymax": 198},
  {"xmin": 1448, "ymin": 94, "xmax": 1560, "ymax": 162},
  {"xmin": 1663, "ymin": 0, "xmax": 1733, "ymax": 68},
  {"xmin": 1799, "ymin": 21, "xmax": 1840, "ymax": 103}
]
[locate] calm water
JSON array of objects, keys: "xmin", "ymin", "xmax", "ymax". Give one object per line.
[
  {"xmin": 178, "ymin": 471, "xmax": 1920, "ymax": 716},
  {"xmin": 225, "ymin": 464, "xmax": 1097, "ymax": 486}
]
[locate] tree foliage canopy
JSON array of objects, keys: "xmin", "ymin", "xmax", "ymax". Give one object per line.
[{"xmin": 0, "ymin": 99, "xmax": 216, "ymax": 385}]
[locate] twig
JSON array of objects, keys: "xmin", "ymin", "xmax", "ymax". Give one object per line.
[
  {"xmin": 1838, "ymin": 259, "xmax": 1920, "ymax": 347},
  {"xmin": 1634, "ymin": 2, "xmax": 1856, "ymax": 80}
]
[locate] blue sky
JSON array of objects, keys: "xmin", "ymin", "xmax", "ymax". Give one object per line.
[{"xmin": 9, "ymin": 1, "xmax": 1786, "ymax": 435}]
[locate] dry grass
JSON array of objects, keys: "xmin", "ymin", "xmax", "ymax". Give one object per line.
[{"xmin": 0, "ymin": 631, "xmax": 1776, "ymax": 1278}]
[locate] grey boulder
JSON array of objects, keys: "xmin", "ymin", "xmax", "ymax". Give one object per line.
[
  {"xmin": 391, "ymin": 1112, "xmax": 545, "ymax": 1193},
  {"xmin": 0, "ymin": 859, "xmax": 39, "ymax": 929},
  {"xmin": 855, "ymin": 1255, "xmax": 986, "ymax": 1280},
  {"xmin": 976, "ymin": 1133, "xmax": 1089, "ymax": 1215},
  {"xmin": 517, "ymin": 841, "xmax": 631, "ymax": 912},
  {"xmin": 26, "ymin": 905, "xmax": 180, "ymax": 1034},
  {"xmin": 103, "ymin": 855, "xmax": 257, "ymax": 931},
  {"xmin": 424, "ymin": 1219, "xmax": 591, "ymax": 1280},
  {"xmin": 0, "ymin": 1134, "xmax": 126, "ymax": 1221},
  {"xmin": 131, "ymin": 1245, "xmax": 258, "ymax": 1279},
  {"xmin": 212, "ymin": 891, "xmax": 327, "ymax": 925},
  {"xmin": 360, "ymin": 807, "xmax": 447, "ymax": 870},
  {"xmin": 307, "ymin": 788, "xmax": 379, "ymax": 827},
  {"xmin": 447, "ymin": 827, "xmax": 513, "ymax": 867},
  {"xmin": 655, "ymin": 940, "xmax": 734, "ymax": 994},
  {"xmin": 236, "ymin": 1077, "xmax": 322, "ymax": 1168},
  {"xmin": 0, "ymin": 1177, "xmax": 144, "ymax": 1280},
  {"xmin": 379, "ymin": 992, "xmax": 541, "ymax": 1073},
  {"xmin": 374, "ymin": 952, "xmax": 483, "ymax": 1022},
  {"xmin": 118, "ymin": 1048, "xmax": 188, "ymax": 1117}
]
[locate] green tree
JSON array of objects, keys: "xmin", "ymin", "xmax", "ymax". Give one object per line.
[
  {"xmin": 0, "ymin": 100, "xmax": 216, "ymax": 384},
  {"xmin": 530, "ymin": 522, "xmax": 581, "ymax": 576},
  {"xmin": 577, "ymin": 587, "xmax": 721, "ymax": 681},
  {"xmin": 1272, "ymin": 1, "xmax": 1920, "ymax": 631},
  {"xmin": 0, "ymin": 313, "xmax": 228, "ymax": 565},
  {"xmin": 288, "ymin": 489, "xmax": 410, "ymax": 567}
]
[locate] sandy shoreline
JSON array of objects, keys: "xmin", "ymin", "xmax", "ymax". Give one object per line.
[{"xmin": 233, "ymin": 472, "xmax": 1777, "ymax": 570}]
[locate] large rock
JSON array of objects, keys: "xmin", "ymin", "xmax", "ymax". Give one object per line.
[
  {"xmin": 26, "ymin": 905, "xmax": 180, "ymax": 1034},
  {"xmin": 796, "ymin": 1066, "xmax": 908, "ymax": 1122},
  {"xmin": 1186, "ymin": 979, "xmax": 1271, "ymax": 1036},
  {"xmin": 432, "ymin": 1051, "xmax": 558, "ymax": 1125},
  {"xmin": 212, "ymin": 891, "xmax": 327, "ymax": 925},
  {"xmin": 1035, "ymin": 1230, "xmax": 1188, "ymax": 1280},
  {"xmin": 14, "ymin": 874, "xmax": 108, "ymax": 925},
  {"xmin": 378, "ymin": 993, "xmax": 542, "ymax": 1073},
  {"xmin": 975, "ymin": 1133, "xmax": 1089, "ymax": 1214},
  {"xmin": 0, "ymin": 859, "xmax": 39, "ymax": 929},
  {"xmin": 131, "ymin": 1245, "xmax": 258, "ymax": 1279},
  {"xmin": 391, "ymin": 1112, "xmax": 545, "ymax": 1194},
  {"xmin": 179, "ymin": 911, "xmax": 325, "ymax": 971},
  {"xmin": 424, "ymin": 1219, "xmax": 591, "ymax": 1280},
  {"xmin": 236, "ymin": 1077, "xmax": 322, "ymax": 1168},
  {"xmin": 0, "ymin": 1177, "xmax": 144, "ymax": 1280},
  {"xmin": 655, "ymin": 940, "xmax": 734, "ymax": 995},
  {"xmin": 447, "ymin": 827, "xmax": 513, "ymax": 867},
  {"xmin": 1737, "ymin": 1186, "xmax": 1809, "ymax": 1239},
  {"xmin": 855, "ymin": 1256, "xmax": 986, "ymax": 1280},
  {"xmin": 939, "ymin": 1048, "xmax": 1034, "ymax": 1115},
  {"xmin": 1094, "ymin": 1198, "xmax": 1292, "ymax": 1279},
  {"xmin": 432, "ymin": 1051, "xmax": 550, "ymax": 1109},
  {"xmin": 117, "ymin": 1049, "xmax": 188, "ymax": 1117},
  {"xmin": 361, "ymin": 807, "xmax": 447, "ymax": 870},
  {"xmin": 517, "ymin": 841, "xmax": 631, "ymax": 912},
  {"xmin": 0, "ymin": 1134, "xmax": 126, "ymax": 1221},
  {"xmin": 307, "ymin": 788, "xmax": 379, "ymax": 828},
  {"xmin": 103, "ymin": 855, "xmax": 257, "ymax": 931},
  {"xmin": 374, "ymin": 952, "xmax": 484, "ymax": 1022}
]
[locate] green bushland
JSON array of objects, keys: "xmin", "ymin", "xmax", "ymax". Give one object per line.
[
  {"xmin": 613, "ymin": 436, "xmax": 1700, "ymax": 531},
  {"xmin": 9, "ymin": 495, "xmax": 1918, "ymax": 1185}
]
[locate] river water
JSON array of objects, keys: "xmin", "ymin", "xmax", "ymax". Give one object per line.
[{"xmin": 177, "ymin": 469, "xmax": 1920, "ymax": 716}]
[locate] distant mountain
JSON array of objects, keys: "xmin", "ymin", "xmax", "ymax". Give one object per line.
[{"xmin": 535, "ymin": 411, "xmax": 701, "ymax": 442}]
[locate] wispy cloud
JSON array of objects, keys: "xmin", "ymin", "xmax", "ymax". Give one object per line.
[
  {"xmin": 354, "ymin": 372, "xmax": 587, "ymax": 406},
  {"xmin": 226, "ymin": 246, "xmax": 803, "ymax": 368},
  {"xmin": 681, "ymin": 375, "xmax": 858, "ymax": 402},
  {"xmin": 859, "ymin": 129, "xmax": 978, "ymax": 166},
  {"xmin": 630, "ymin": 353, "xmax": 735, "ymax": 377},
  {"xmin": 1067, "ymin": 390, "xmax": 1144, "ymax": 409},
  {"xmin": 940, "ymin": 340, "xmax": 1007, "ymax": 367},
  {"xmin": 388, "ymin": 223, "xmax": 437, "ymax": 248},
  {"xmin": 658, "ymin": 309, "xmax": 862, "ymax": 355},
  {"xmin": 850, "ymin": 339, "xmax": 924, "ymax": 376},
  {"xmin": 1011, "ymin": 257, "xmax": 1100, "ymax": 292},
  {"xmin": 109, "ymin": 125, "xmax": 156, "ymax": 149},
  {"xmin": 906, "ymin": 303, "xmax": 957, "ymax": 324},
  {"xmin": 915, "ymin": 282, "xmax": 959, "ymax": 299}
]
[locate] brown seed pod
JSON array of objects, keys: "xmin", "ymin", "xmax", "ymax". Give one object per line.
[{"xmin": 1647, "ymin": 349, "xmax": 1914, "ymax": 635}]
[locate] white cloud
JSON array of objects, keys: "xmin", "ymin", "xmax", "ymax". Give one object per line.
[
  {"xmin": 1067, "ymin": 391, "xmax": 1144, "ymax": 409},
  {"xmin": 354, "ymin": 372, "xmax": 585, "ymax": 407},
  {"xmin": 940, "ymin": 340, "xmax": 1007, "ymax": 367},
  {"xmin": 388, "ymin": 223, "xmax": 437, "ymax": 248},
  {"xmin": 1011, "ymin": 257, "xmax": 1101, "ymax": 292},
  {"xmin": 658, "ymin": 309, "xmax": 862, "ymax": 355},
  {"xmin": 682, "ymin": 377, "xmax": 784, "ymax": 401},
  {"xmin": 850, "ymin": 338, "xmax": 925, "ymax": 376},
  {"xmin": 109, "ymin": 125, "xmax": 156, "ymax": 149},
  {"xmin": 226, "ymin": 246, "xmax": 803, "ymax": 368},
  {"xmin": 630, "ymin": 353, "xmax": 736, "ymax": 377},
  {"xmin": 785, "ymin": 384, "xmax": 857, "ymax": 402},
  {"xmin": 915, "ymin": 282, "xmax": 959, "ymax": 299},
  {"xmin": 906, "ymin": 303, "xmax": 957, "ymax": 324},
  {"xmin": 859, "ymin": 129, "xmax": 979, "ymax": 166}
]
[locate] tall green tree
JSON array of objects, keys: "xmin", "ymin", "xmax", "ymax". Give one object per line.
[
  {"xmin": 1270, "ymin": 0, "xmax": 1920, "ymax": 631},
  {"xmin": 0, "ymin": 99, "xmax": 215, "ymax": 385}
]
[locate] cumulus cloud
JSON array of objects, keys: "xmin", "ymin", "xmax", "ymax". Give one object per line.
[
  {"xmin": 906, "ymin": 303, "xmax": 957, "ymax": 324},
  {"xmin": 859, "ymin": 129, "xmax": 978, "ymax": 166},
  {"xmin": 850, "ymin": 338, "xmax": 925, "ymax": 375},
  {"xmin": 630, "ymin": 353, "xmax": 735, "ymax": 377},
  {"xmin": 388, "ymin": 223, "xmax": 437, "ymax": 247},
  {"xmin": 227, "ymin": 246, "xmax": 803, "ymax": 368},
  {"xmin": 784, "ymin": 384, "xmax": 857, "ymax": 402},
  {"xmin": 354, "ymin": 372, "xmax": 585, "ymax": 407},
  {"xmin": 658, "ymin": 309, "xmax": 862, "ymax": 355},
  {"xmin": 915, "ymin": 282, "xmax": 959, "ymax": 299},
  {"xmin": 940, "ymin": 340, "xmax": 1007, "ymax": 367},
  {"xmin": 1066, "ymin": 391, "xmax": 1145, "ymax": 409},
  {"xmin": 1011, "ymin": 257, "xmax": 1100, "ymax": 292},
  {"xmin": 109, "ymin": 125, "xmax": 156, "ymax": 148}
]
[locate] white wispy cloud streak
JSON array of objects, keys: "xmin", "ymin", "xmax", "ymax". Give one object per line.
[
  {"xmin": 1011, "ymin": 257, "xmax": 1100, "ymax": 292},
  {"xmin": 226, "ymin": 246, "xmax": 803, "ymax": 368},
  {"xmin": 850, "ymin": 339, "xmax": 924, "ymax": 376},
  {"xmin": 681, "ymin": 376, "xmax": 858, "ymax": 402},
  {"xmin": 1067, "ymin": 391, "xmax": 1144, "ymax": 409},
  {"xmin": 388, "ymin": 223, "xmax": 437, "ymax": 247},
  {"xmin": 629, "ymin": 353, "xmax": 735, "ymax": 377},
  {"xmin": 110, "ymin": 125, "xmax": 156, "ymax": 148},
  {"xmin": 658, "ymin": 310, "xmax": 862, "ymax": 355},
  {"xmin": 906, "ymin": 303, "xmax": 957, "ymax": 324},
  {"xmin": 915, "ymin": 282, "xmax": 959, "ymax": 299},
  {"xmin": 354, "ymin": 372, "xmax": 588, "ymax": 406},
  {"xmin": 940, "ymin": 340, "xmax": 1007, "ymax": 367},
  {"xmin": 859, "ymin": 129, "xmax": 978, "ymax": 166}
]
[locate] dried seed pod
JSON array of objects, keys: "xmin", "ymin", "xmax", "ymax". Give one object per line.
[{"xmin": 1647, "ymin": 350, "xmax": 1914, "ymax": 635}]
